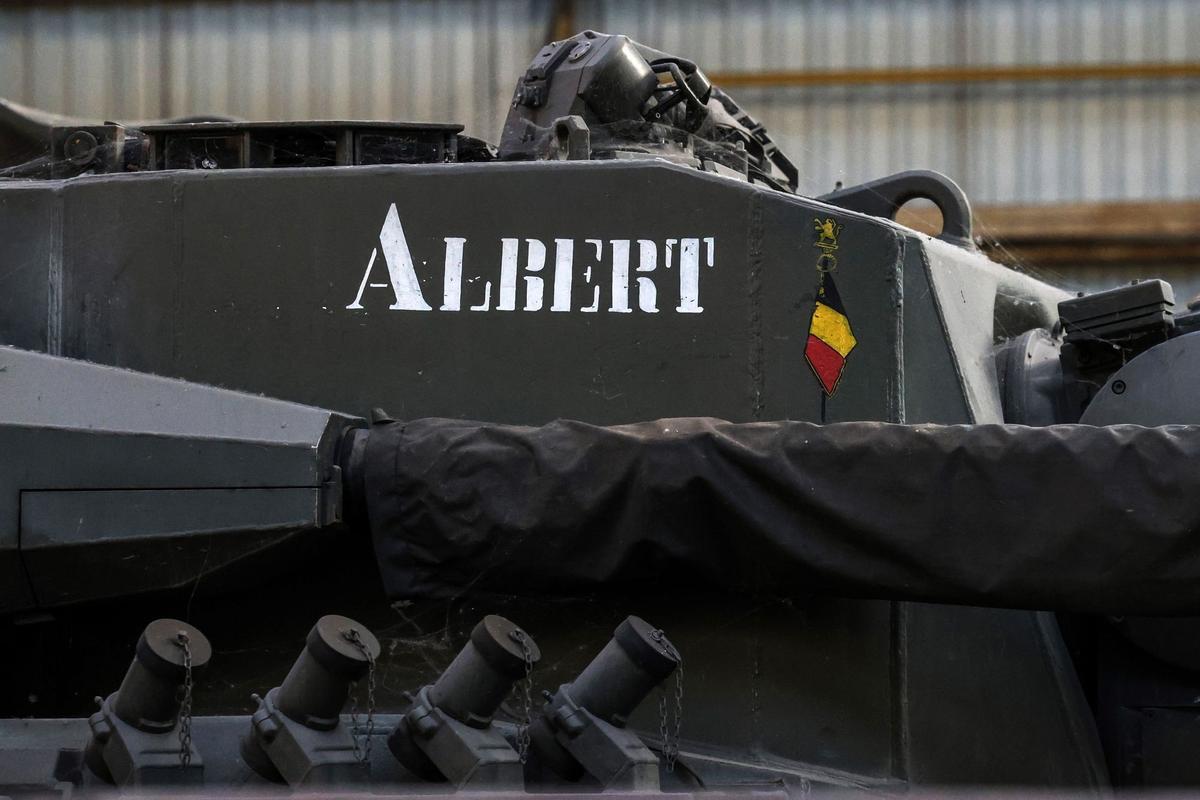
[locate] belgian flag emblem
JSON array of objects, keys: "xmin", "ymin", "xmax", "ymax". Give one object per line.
[{"xmin": 804, "ymin": 274, "xmax": 857, "ymax": 396}]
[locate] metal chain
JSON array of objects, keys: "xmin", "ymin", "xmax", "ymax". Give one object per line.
[
  {"xmin": 669, "ymin": 661, "xmax": 684, "ymax": 771},
  {"xmin": 508, "ymin": 629, "xmax": 535, "ymax": 763},
  {"xmin": 343, "ymin": 628, "xmax": 377, "ymax": 766},
  {"xmin": 347, "ymin": 686, "xmax": 361, "ymax": 761},
  {"xmin": 173, "ymin": 631, "xmax": 194, "ymax": 768},
  {"xmin": 651, "ymin": 629, "xmax": 684, "ymax": 772}
]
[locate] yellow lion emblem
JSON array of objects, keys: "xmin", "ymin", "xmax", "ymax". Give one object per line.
[{"xmin": 813, "ymin": 218, "xmax": 842, "ymax": 249}]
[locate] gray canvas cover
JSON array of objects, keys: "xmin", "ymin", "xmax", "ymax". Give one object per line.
[{"xmin": 360, "ymin": 418, "xmax": 1200, "ymax": 615}]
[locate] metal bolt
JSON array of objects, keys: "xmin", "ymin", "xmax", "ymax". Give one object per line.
[
  {"xmin": 1112, "ymin": 379, "xmax": 1127, "ymax": 395},
  {"xmin": 255, "ymin": 717, "xmax": 279, "ymax": 743},
  {"xmin": 413, "ymin": 713, "xmax": 439, "ymax": 738},
  {"xmin": 64, "ymin": 130, "xmax": 99, "ymax": 166},
  {"xmin": 88, "ymin": 712, "xmax": 112, "ymax": 743}
]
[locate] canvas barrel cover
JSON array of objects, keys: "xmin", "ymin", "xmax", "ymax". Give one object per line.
[{"xmin": 358, "ymin": 417, "xmax": 1200, "ymax": 615}]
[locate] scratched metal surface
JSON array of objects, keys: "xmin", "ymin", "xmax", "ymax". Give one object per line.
[{"xmin": 0, "ymin": 156, "xmax": 1102, "ymax": 788}]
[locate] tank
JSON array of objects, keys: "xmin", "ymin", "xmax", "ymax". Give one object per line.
[{"xmin": 1, "ymin": 28, "xmax": 1199, "ymax": 796}]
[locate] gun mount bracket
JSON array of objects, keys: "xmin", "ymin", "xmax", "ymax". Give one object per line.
[
  {"xmin": 529, "ymin": 686, "xmax": 662, "ymax": 790},
  {"xmin": 83, "ymin": 619, "xmax": 211, "ymax": 786}
]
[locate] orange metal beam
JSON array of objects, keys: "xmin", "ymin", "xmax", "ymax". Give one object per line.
[
  {"xmin": 548, "ymin": 0, "xmax": 577, "ymax": 45},
  {"xmin": 896, "ymin": 201, "xmax": 1200, "ymax": 266},
  {"xmin": 709, "ymin": 62, "xmax": 1200, "ymax": 88}
]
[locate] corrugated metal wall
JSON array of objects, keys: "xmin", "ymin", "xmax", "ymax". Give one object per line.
[
  {"xmin": 0, "ymin": 0, "xmax": 551, "ymax": 147},
  {"xmin": 1, "ymin": 0, "xmax": 1197, "ymax": 205},
  {"xmin": 587, "ymin": 0, "xmax": 1200, "ymax": 203}
]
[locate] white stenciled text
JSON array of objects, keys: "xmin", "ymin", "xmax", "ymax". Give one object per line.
[{"xmin": 346, "ymin": 203, "xmax": 716, "ymax": 314}]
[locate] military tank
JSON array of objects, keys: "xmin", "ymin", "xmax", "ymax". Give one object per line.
[{"xmin": 1, "ymin": 29, "xmax": 1199, "ymax": 795}]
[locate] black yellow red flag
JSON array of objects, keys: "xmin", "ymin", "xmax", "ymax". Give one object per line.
[{"xmin": 804, "ymin": 273, "xmax": 856, "ymax": 396}]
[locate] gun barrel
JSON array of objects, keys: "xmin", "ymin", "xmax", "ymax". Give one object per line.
[
  {"xmin": 352, "ymin": 415, "xmax": 1200, "ymax": 616},
  {"xmin": 0, "ymin": 346, "xmax": 359, "ymax": 613}
]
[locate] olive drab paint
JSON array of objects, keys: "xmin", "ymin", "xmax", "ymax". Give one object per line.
[{"xmin": 347, "ymin": 203, "xmax": 716, "ymax": 314}]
